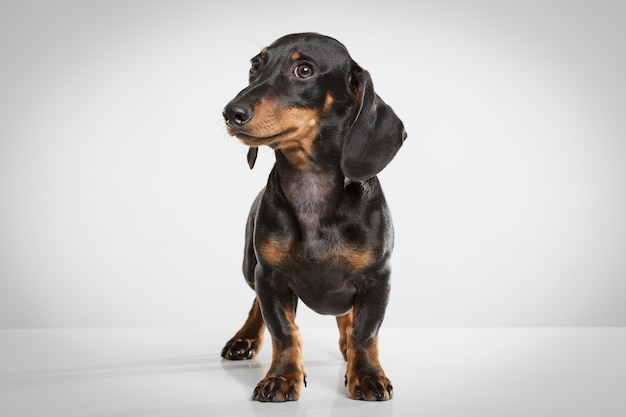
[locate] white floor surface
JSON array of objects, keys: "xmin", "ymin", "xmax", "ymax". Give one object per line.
[{"xmin": 1, "ymin": 328, "xmax": 625, "ymax": 417}]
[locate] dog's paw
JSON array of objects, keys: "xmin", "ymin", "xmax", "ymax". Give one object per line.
[
  {"xmin": 346, "ymin": 373, "xmax": 393, "ymax": 401},
  {"xmin": 221, "ymin": 338, "xmax": 261, "ymax": 360},
  {"xmin": 252, "ymin": 374, "xmax": 305, "ymax": 402}
]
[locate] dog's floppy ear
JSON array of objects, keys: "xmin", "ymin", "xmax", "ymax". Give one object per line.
[
  {"xmin": 341, "ymin": 68, "xmax": 407, "ymax": 182},
  {"xmin": 247, "ymin": 147, "xmax": 258, "ymax": 169}
]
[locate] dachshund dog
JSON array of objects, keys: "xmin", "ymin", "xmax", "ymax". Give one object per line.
[{"xmin": 221, "ymin": 33, "xmax": 406, "ymax": 402}]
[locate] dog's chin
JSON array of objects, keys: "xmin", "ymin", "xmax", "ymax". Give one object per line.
[{"xmin": 232, "ymin": 128, "xmax": 298, "ymax": 148}]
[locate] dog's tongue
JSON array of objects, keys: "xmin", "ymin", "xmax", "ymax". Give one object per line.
[{"xmin": 247, "ymin": 147, "xmax": 258, "ymax": 169}]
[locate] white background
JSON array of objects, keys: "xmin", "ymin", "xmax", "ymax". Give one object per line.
[{"xmin": 1, "ymin": 0, "xmax": 625, "ymax": 328}]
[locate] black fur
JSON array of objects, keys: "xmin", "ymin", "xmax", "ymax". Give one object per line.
[{"xmin": 221, "ymin": 33, "xmax": 406, "ymax": 402}]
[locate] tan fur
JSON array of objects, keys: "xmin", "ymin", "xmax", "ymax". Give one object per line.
[
  {"xmin": 344, "ymin": 323, "xmax": 392, "ymax": 400},
  {"xmin": 230, "ymin": 100, "xmax": 320, "ymax": 168},
  {"xmin": 258, "ymin": 238, "xmax": 289, "ymax": 266},
  {"xmin": 336, "ymin": 311, "xmax": 353, "ymax": 360},
  {"xmin": 260, "ymin": 236, "xmax": 372, "ymax": 271},
  {"xmin": 323, "ymin": 93, "xmax": 334, "ymax": 112},
  {"xmin": 340, "ymin": 245, "xmax": 373, "ymax": 271}
]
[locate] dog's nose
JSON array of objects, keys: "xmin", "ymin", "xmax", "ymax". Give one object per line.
[{"xmin": 223, "ymin": 103, "xmax": 253, "ymax": 127}]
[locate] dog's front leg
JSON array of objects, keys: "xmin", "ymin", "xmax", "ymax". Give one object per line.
[
  {"xmin": 344, "ymin": 268, "xmax": 394, "ymax": 401},
  {"xmin": 253, "ymin": 267, "xmax": 306, "ymax": 402}
]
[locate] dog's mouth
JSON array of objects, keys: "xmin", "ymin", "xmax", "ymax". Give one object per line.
[
  {"xmin": 229, "ymin": 127, "xmax": 299, "ymax": 148},
  {"xmin": 224, "ymin": 104, "xmax": 321, "ymax": 167},
  {"xmin": 224, "ymin": 100, "xmax": 321, "ymax": 150}
]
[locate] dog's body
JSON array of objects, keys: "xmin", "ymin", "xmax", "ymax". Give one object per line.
[{"xmin": 221, "ymin": 33, "xmax": 406, "ymax": 402}]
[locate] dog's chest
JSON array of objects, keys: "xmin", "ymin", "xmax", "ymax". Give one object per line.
[{"xmin": 258, "ymin": 173, "xmax": 373, "ymax": 272}]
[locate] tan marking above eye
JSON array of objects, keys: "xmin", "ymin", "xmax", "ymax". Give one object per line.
[{"xmin": 290, "ymin": 52, "xmax": 301, "ymax": 61}]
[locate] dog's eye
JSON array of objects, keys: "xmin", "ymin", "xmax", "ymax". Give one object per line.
[
  {"xmin": 250, "ymin": 59, "xmax": 261, "ymax": 77},
  {"xmin": 294, "ymin": 63, "xmax": 314, "ymax": 78}
]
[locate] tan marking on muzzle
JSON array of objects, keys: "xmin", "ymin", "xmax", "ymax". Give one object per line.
[{"xmin": 232, "ymin": 100, "xmax": 320, "ymax": 168}]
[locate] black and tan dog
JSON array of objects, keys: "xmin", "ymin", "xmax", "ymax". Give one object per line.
[{"xmin": 221, "ymin": 33, "xmax": 406, "ymax": 402}]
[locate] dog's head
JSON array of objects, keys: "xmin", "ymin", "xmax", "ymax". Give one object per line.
[{"xmin": 223, "ymin": 33, "xmax": 406, "ymax": 180}]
